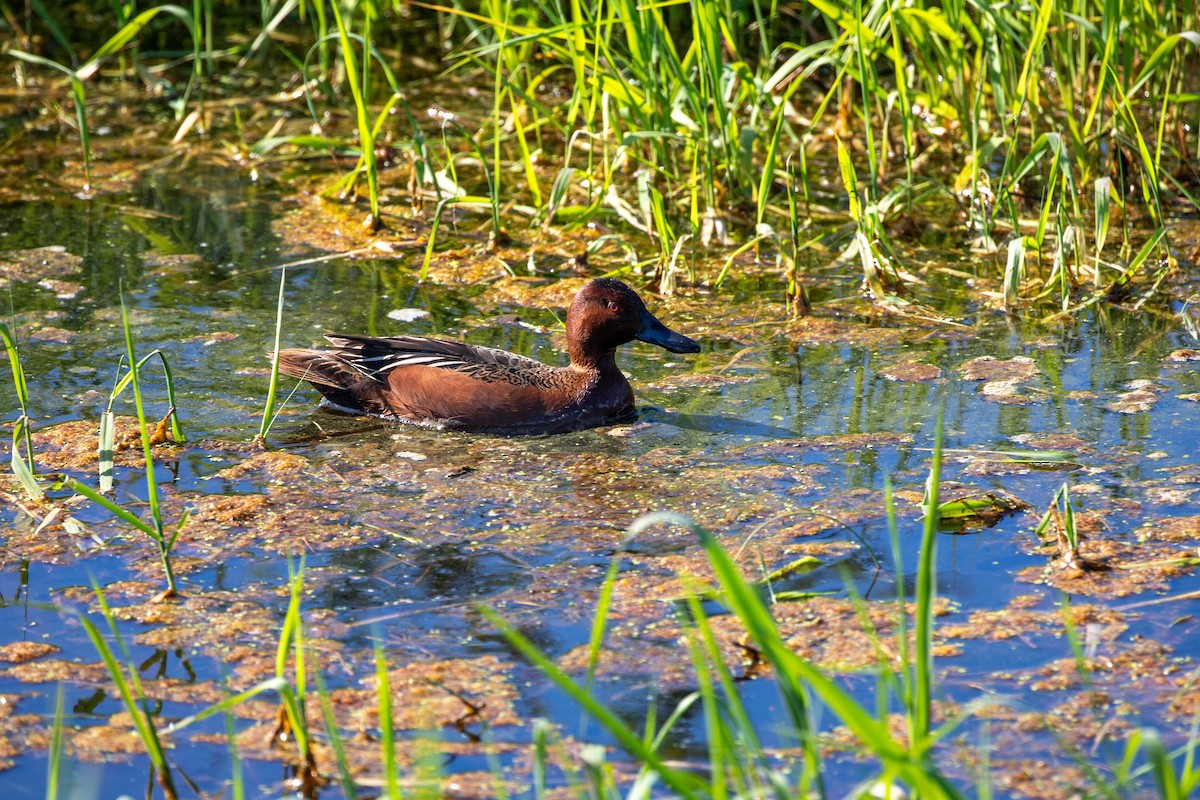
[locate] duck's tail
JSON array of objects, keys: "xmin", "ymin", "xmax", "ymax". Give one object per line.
[
  {"xmin": 273, "ymin": 348, "xmax": 396, "ymax": 417},
  {"xmin": 273, "ymin": 348, "xmax": 362, "ymax": 389}
]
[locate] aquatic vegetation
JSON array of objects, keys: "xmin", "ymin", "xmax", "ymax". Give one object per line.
[
  {"xmin": 65, "ymin": 295, "xmax": 188, "ymax": 599},
  {"xmin": 257, "ymin": 267, "xmax": 290, "ymax": 446},
  {"xmin": 0, "ymin": 321, "xmax": 41, "ymax": 501},
  {"xmin": 8, "ymin": 0, "xmax": 1192, "ymax": 306},
  {"xmin": 271, "ymin": 556, "xmax": 321, "ymax": 794},
  {"xmin": 402, "ymin": 0, "xmax": 1196, "ymax": 305},
  {"xmin": 6, "ymin": 4, "xmax": 195, "ymax": 194},
  {"xmin": 2, "ymin": 2, "xmax": 1200, "ymax": 798},
  {"xmin": 321, "ymin": 1, "xmax": 388, "ymax": 232},
  {"xmin": 75, "ymin": 584, "xmax": 179, "ymax": 798},
  {"xmin": 488, "ymin": 450, "xmax": 963, "ymax": 797}
]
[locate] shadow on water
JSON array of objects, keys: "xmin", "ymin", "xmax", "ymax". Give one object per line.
[{"xmin": 649, "ymin": 410, "xmax": 803, "ymax": 439}]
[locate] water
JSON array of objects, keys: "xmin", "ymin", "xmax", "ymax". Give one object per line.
[{"xmin": 1, "ymin": 160, "xmax": 1198, "ymax": 798}]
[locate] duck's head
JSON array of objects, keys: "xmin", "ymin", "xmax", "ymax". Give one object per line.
[{"xmin": 566, "ymin": 278, "xmax": 700, "ymax": 364}]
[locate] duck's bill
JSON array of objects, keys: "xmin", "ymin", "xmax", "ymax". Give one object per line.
[{"xmin": 636, "ymin": 309, "xmax": 701, "ymax": 354}]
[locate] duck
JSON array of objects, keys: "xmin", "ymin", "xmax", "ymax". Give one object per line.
[{"xmin": 275, "ymin": 278, "xmax": 701, "ymax": 433}]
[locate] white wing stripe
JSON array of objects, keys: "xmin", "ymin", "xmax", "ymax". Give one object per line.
[{"xmin": 376, "ymin": 356, "xmax": 467, "ymax": 372}]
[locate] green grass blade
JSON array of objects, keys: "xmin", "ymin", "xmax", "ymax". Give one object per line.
[
  {"xmin": 161, "ymin": 676, "xmax": 289, "ymax": 734},
  {"xmin": 583, "ymin": 553, "xmax": 621, "ymax": 692},
  {"xmin": 46, "ymin": 684, "xmax": 66, "ymax": 800},
  {"xmin": 66, "ymin": 478, "xmax": 157, "ymax": 538},
  {"xmin": 1003, "ymin": 237, "xmax": 1026, "ymax": 310},
  {"xmin": 316, "ymin": 670, "xmax": 357, "ymax": 799},
  {"xmin": 11, "ymin": 420, "xmax": 44, "ymax": 501},
  {"xmin": 1142, "ymin": 728, "xmax": 1181, "ymax": 800},
  {"xmin": 77, "ymin": 588, "xmax": 176, "ymax": 795},
  {"xmin": 76, "ymin": 5, "xmax": 196, "ymax": 81},
  {"xmin": 149, "ymin": 351, "xmax": 186, "ymax": 443},
  {"xmin": 482, "ymin": 604, "xmax": 705, "ymax": 800},
  {"xmin": 223, "ymin": 696, "xmax": 246, "ymax": 800},
  {"xmin": 118, "ymin": 294, "xmax": 164, "ymax": 535},
  {"xmin": 914, "ymin": 412, "xmax": 945, "ymax": 744},
  {"xmin": 257, "ymin": 267, "xmax": 288, "ymax": 443},
  {"xmin": 373, "ymin": 631, "xmax": 401, "ymax": 800}
]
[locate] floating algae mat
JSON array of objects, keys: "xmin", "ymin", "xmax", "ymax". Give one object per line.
[{"xmin": 0, "ymin": 157, "xmax": 1196, "ymax": 798}]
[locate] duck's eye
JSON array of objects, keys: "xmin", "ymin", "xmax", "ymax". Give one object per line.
[{"xmin": 607, "ymin": 301, "xmax": 620, "ymax": 313}]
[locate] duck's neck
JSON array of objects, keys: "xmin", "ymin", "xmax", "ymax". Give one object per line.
[{"xmin": 569, "ymin": 345, "xmax": 621, "ymax": 376}]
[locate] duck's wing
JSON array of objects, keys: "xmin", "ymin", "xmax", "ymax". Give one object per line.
[{"xmin": 324, "ymin": 334, "xmax": 558, "ymax": 387}]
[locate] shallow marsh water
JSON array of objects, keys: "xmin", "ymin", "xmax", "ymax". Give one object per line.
[{"xmin": 1, "ymin": 152, "xmax": 1199, "ymax": 800}]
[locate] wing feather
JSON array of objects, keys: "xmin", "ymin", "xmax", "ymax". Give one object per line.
[{"xmin": 322, "ymin": 334, "xmax": 559, "ymax": 387}]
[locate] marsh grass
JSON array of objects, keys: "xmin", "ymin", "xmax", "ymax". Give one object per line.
[
  {"xmin": 480, "ymin": 421, "xmax": 951, "ymax": 796},
  {"xmin": 7, "ymin": 4, "xmax": 195, "ymax": 193},
  {"xmin": 51, "ymin": 490, "xmax": 1200, "ymax": 800},
  {"xmin": 325, "ymin": 2, "xmax": 385, "ymax": 231},
  {"xmin": 257, "ymin": 267, "xmax": 290, "ymax": 446},
  {"xmin": 46, "ymin": 685, "xmax": 66, "ymax": 800},
  {"xmin": 66, "ymin": 294, "xmax": 187, "ymax": 599},
  {"xmin": 297, "ymin": 5, "xmax": 443, "ymax": 232},
  {"xmin": 271, "ymin": 556, "xmax": 322, "ymax": 792},
  {"xmin": 98, "ymin": 348, "xmax": 187, "ymax": 493},
  {"xmin": 487, "ymin": 454, "xmax": 968, "ymax": 796},
  {"xmin": 412, "ymin": 0, "xmax": 1197, "ymax": 307},
  {"xmin": 0, "ymin": 321, "xmax": 42, "ymax": 501},
  {"xmin": 76, "ymin": 584, "xmax": 180, "ymax": 799},
  {"xmin": 12, "ymin": 1, "xmax": 1196, "ymax": 304}
]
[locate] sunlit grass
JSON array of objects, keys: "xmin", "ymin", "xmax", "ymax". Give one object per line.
[
  {"xmin": 66, "ymin": 293, "xmax": 188, "ymax": 599},
  {"xmin": 11, "ymin": 0, "xmax": 1195, "ymax": 305},
  {"xmin": 7, "ymin": 4, "xmax": 195, "ymax": 194},
  {"xmin": 42, "ymin": 487, "xmax": 1199, "ymax": 799},
  {"xmin": 407, "ymin": 0, "xmax": 1196, "ymax": 306},
  {"xmin": 1, "ymin": 321, "xmax": 42, "ymax": 501}
]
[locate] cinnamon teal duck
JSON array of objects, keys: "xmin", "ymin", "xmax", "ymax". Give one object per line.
[{"xmin": 276, "ymin": 278, "xmax": 701, "ymax": 433}]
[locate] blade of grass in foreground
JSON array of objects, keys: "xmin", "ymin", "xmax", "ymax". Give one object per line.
[
  {"xmin": 636, "ymin": 508, "xmax": 964, "ymax": 798},
  {"xmin": 46, "ymin": 684, "xmax": 66, "ymax": 800},
  {"xmin": 271, "ymin": 555, "xmax": 320, "ymax": 793},
  {"xmin": 914, "ymin": 411, "xmax": 945, "ymax": 744},
  {"xmin": 78, "ymin": 585, "xmax": 178, "ymax": 799},
  {"xmin": 257, "ymin": 266, "xmax": 288, "ymax": 446},
  {"xmin": 1, "ymin": 322, "xmax": 42, "ymax": 500},
  {"xmin": 480, "ymin": 605, "xmax": 706, "ymax": 800},
  {"xmin": 373, "ymin": 630, "xmax": 402, "ymax": 800}
]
